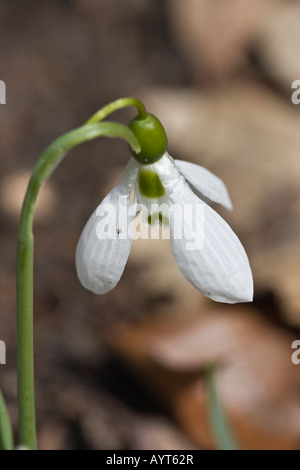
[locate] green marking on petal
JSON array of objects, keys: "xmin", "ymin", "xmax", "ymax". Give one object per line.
[
  {"xmin": 147, "ymin": 212, "xmax": 169, "ymax": 227},
  {"xmin": 147, "ymin": 213, "xmax": 157, "ymax": 226},
  {"xmin": 139, "ymin": 169, "xmax": 165, "ymax": 199},
  {"xmin": 159, "ymin": 212, "xmax": 168, "ymax": 226}
]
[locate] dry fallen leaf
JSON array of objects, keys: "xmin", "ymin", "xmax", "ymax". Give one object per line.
[
  {"xmin": 165, "ymin": 0, "xmax": 273, "ymax": 82},
  {"xmin": 109, "ymin": 306, "xmax": 300, "ymax": 450}
]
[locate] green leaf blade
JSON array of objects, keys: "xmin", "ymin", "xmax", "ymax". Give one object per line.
[
  {"xmin": 206, "ymin": 364, "xmax": 238, "ymax": 451},
  {"xmin": 0, "ymin": 390, "xmax": 14, "ymax": 450}
]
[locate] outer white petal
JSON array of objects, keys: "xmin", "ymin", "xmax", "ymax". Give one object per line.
[
  {"xmin": 154, "ymin": 154, "xmax": 253, "ymax": 303},
  {"xmin": 174, "ymin": 158, "xmax": 232, "ymax": 210},
  {"xmin": 76, "ymin": 158, "xmax": 139, "ymax": 294}
]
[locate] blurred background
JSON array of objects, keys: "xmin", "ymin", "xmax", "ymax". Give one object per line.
[{"xmin": 1, "ymin": 0, "xmax": 300, "ymax": 450}]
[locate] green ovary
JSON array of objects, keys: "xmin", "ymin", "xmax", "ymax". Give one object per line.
[{"xmin": 138, "ymin": 169, "xmax": 165, "ymax": 198}]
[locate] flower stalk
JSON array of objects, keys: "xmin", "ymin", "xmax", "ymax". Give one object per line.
[
  {"xmin": 85, "ymin": 97, "xmax": 147, "ymax": 124},
  {"xmin": 17, "ymin": 117, "xmax": 141, "ymax": 449}
]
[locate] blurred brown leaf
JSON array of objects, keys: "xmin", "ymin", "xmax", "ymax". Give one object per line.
[
  {"xmin": 256, "ymin": 2, "xmax": 300, "ymax": 91},
  {"xmin": 109, "ymin": 307, "xmax": 300, "ymax": 450},
  {"xmin": 165, "ymin": 0, "xmax": 273, "ymax": 82}
]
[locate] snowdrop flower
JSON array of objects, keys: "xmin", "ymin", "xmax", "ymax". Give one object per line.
[{"xmin": 76, "ymin": 112, "xmax": 253, "ymax": 303}]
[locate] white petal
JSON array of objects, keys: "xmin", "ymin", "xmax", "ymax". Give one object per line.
[
  {"xmin": 154, "ymin": 155, "xmax": 253, "ymax": 303},
  {"xmin": 76, "ymin": 158, "xmax": 139, "ymax": 294},
  {"xmin": 174, "ymin": 159, "xmax": 232, "ymax": 210}
]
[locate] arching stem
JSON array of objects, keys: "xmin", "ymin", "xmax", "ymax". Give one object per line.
[
  {"xmin": 85, "ymin": 97, "xmax": 147, "ymax": 124},
  {"xmin": 17, "ymin": 121, "xmax": 140, "ymax": 449}
]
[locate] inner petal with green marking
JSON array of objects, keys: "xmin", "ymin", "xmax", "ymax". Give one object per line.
[
  {"xmin": 135, "ymin": 166, "xmax": 169, "ymax": 227},
  {"xmin": 138, "ymin": 168, "xmax": 166, "ymax": 198}
]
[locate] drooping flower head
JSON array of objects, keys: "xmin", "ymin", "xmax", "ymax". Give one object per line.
[{"xmin": 76, "ymin": 105, "xmax": 253, "ymax": 303}]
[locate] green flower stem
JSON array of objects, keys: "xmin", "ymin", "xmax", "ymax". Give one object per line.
[
  {"xmin": 85, "ymin": 97, "xmax": 147, "ymax": 125},
  {"xmin": 17, "ymin": 121, "xmax": 140, "ymax": 450}
]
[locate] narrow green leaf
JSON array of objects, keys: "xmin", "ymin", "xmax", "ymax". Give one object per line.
[
  {"xmin": 0, "ymin": 390, "xmax": 14, "ymax": 450},
  {"xmin": 206, "ymin": 363, "xmax": 238, "ymax": 450}
]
